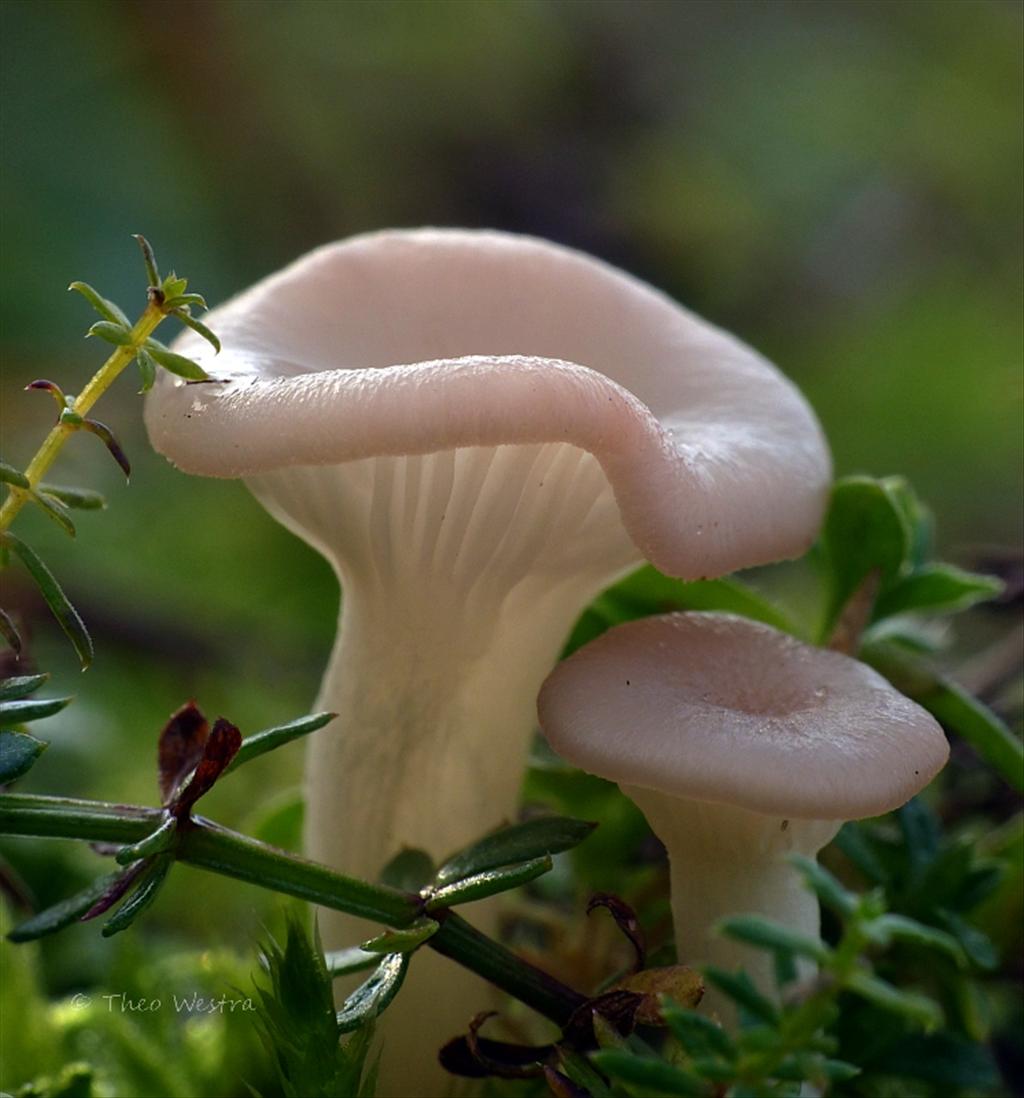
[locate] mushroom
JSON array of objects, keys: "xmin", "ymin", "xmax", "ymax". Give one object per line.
[
  {"xmin": 145, "ymin": 229, "xmax": 831, "ymax": 1087},
  {"xmin": 537, "ymin": 612, "xmax": 949, "ymax": 1021}
]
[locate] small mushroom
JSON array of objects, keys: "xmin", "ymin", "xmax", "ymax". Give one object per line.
[
  {"xmin": 537, "ymin": 612, "xmax": 949, "ymax": 1021},
  {"xmin": 145, "ymin": 230, "xmax": 831, "ymax": 1088}
]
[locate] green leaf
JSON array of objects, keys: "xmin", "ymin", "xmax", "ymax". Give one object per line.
[
  {"xmin": 86, "ymin": 320, "xmax": 133, "ymax": 347},
  {"xmin": 661, "ymin": 1003, "xmax": 736, "ymax": 1060},
  {"xmin": 114, "ymin": 814, "xmax": 179, "ymax": 865},
  {"xmin": 360, "ymin": 917, "xmax": 438, "ymax": 954},
  {"xmin": 0, "ymin": 461, "xmax": 30, "ymax": 489},
  {"xmin": 863, "ymin": 913, "xmax": 966, "ymax": 966},
  {"xmin": 557, "ymin": 1049, "xmax": 617, "ymax": 1098},
  {"xmin": 0, "ymin": 695, "xmax": 71, "ymax": 726},
  {"xmin": 935, "ymin": 909, "xmax": 999, "ymax": 971},
  {"xmin": 335, "ymin": 953, "xmax": 409, "ymax": 1033},
  {"xmin": 0, "ymin": 608, "xmax": 22, "ymax": 655},
  {"xmin": 36, "ymin": 484, "xmax": 106, "ymax": 510},
  {"xmin": 818, "ymin": 476, "xmax": 911, "ymax": 638},
  {"xmin": 174, "ymin": 310, "xmax": 221, "ymax": 353},
  {"xmin": 378, "ymin": 847, "xmax": 435, "ymax": 892},
  {"xmin": 135, "ymin": 348, "xmax": 157, "ymax": 393},
  {"xmin": 68, "ymin": 280, "xmax": 130, "ymax": 326},
  {"xmin": 0, "ymin": 673, "xmax": 49, "ymax": 701},
  {"xmin": 435, "ymin": 816, "xmax": 595, "ymax": 885},
  {"xmin": 789, "ymin": 854, "xmax": 858, "ymax": 916},
  {"xmin": 164, "ymin": 292, "xmax": 207, "ymax": 310},
  {"xmin": 8, "ymin": 869, "xmax": 123, "ymax": 941},
  {"xmin": 0, "ymin": 730, "xmax": 48, "ymax": 782},
  {"xmin": 844, "ymin": 969, "xmax": 942, "ymax": 1028},
  {"xmin": 144, "ymin": 339, "xmax": 209, "ymax": 381},
  {"xmin": 30, "ymin": 490, "xmax": 75, "ymax": 537},
  {"xmin": 716, "ymin": 915, "xmax": 831, "ymax": 962},
  {"xmin": 884, "ymin": 477, "xmax": 934, "ymax": 569},
  {"xmin": 864, "ymin": 641, "xmax": 1023, "ymax": 790},
  {"xmin": 426, "ymin": 856, "xmax": 552, "ymax": 910},
  {"xmin": 4, "ymin": 534, "xmax": 93, "ymax": 669},
  {"xmin": 225, "ymin": 712, "xmax": 336, "ymax": 774},
  {"xmin": 590, "ymin": 1050, "xmax": 711, "ymax": 1096},
  {"xmin": 133, "ymin": 234, "xmax": 161, "ymax": 287},
  {"xmin": 567, "ymin": 565, "xmax": 800, "ymax": 657},
  {"xmin": 701, "ymin": 967, "xmax": 779, "ymax": 1025},
  {"xmin": 875, "ymin": 564, "xmax": 1003, "ymax": 620},
  {"xmin": 101, "ymin": 853, "xmax": 172, "ymax": 936},
  {"xmin": 78, "ymin": 419, "xmax": 131, "ymax": 481},
  {"xmin": 325, "ymin": 946, "xmax": 380, "ymax": 979}
]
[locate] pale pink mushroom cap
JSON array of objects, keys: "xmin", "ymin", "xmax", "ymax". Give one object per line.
[
  {"xmin": 144, "ymin": 228, "xmax": 830, "ymax": 579},
  {"xmin": 538, "ymin": 612, "xmax": 950, "ymax": 820}
]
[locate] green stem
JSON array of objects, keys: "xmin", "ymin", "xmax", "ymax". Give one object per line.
[
  {"xmin": 0, "ymin": 302, "xmax": 164, "ymax": 532},
  {"xmin": 0, "ymin": 793, "xmax": 587, "ymax": 1024}
]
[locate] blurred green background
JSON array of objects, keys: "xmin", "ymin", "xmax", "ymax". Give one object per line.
[{"xmin": 0, "ymin": 0, "xmax": 1021, "ymax": 1093}]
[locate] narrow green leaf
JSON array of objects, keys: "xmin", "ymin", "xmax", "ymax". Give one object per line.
[
  {"xmin": 557, "ymin": 1049, "xmax": 617, "ymax": 1098},
  {"xmin": 225, "ymin": 712, "xmax": 336, "ymax": 774},
  {"xmin": 935, "ymin": 909, "xmax": 999, "ymax": 971},
  {"xmin": 436, "ymin": 816, "xmax": 595, "ymax": 886},
  {"xmin": 136, "ymin": 347, "xmax": 158, "ymax": 393},
  {"xmin": 325, "ymin": 946, "xmax": 380, "ymax": 979},
  {"xmin": 789, "ymin": 854, "xmax": 858, "ymax": 915},
  {"xmin": 86, "ymin": 320, "xmax": 134, "ymax": 347},
  {"xmin": 661, "ymin": 1004, "xmax": 736, "ymax": 1060},
  {"xmin": 133, "ymin": 234, "xmax": 161, "ymax": 287},
  {"xmin": 884, "ymin": 476, "xmax": 934, "ymax": 569},
  {"xmin": 68, "ymin": 281, "xmax": 131, "ymax": 326},
  {"xmin": 0, "ymin": 730, "xmax": 48, "ymax": 782},
  {"xmin": 0, "ymin": 608, "xmax": 22, "ymax": 655},
  {"xmin": 8, "ymin": 869, "xmax": 123, "ymax": 941},
  {"xmin": 818, "ymin": 476, "xmax": 911, "ymax": 638},
  {"xmin": 79, "ymin": 418, "xmax": 131, "ymax": 481},
  {"xmin": 4, "ymin": 533, "xmax": 93, "ymax": 669},
  {"xmin": 101, "ymin": 853, "xmax": 173, "ymax": 936},
  {"xmin": 875, "ymin": 565, "xmax": 1003, "ymax": 620},
  {"xmin": 336, "ymin": 953, "xmax": 409, "ymax": 1033},
  {"xmin": 174, "ymin": 310, "xmax": 221, "ymax": 353},
  {"xmin": 426, "ymin": 856, "xmax": 552, "ymax": 910},
  {"xmin": 164, "ymin": 292, "xmax": 206, "ymax": 310},
  {"xmin": 865, "ymin": 641, "xmax": 1023, "ymax": 790},
  {"xmin": 821, "ymin": 1059, "xmax": 861, "ymax": 1082},
  {"xmin": 37, "ymin": 484, "xmax": 106, "ymax": 510},
  {"xmin": 145, "ymin": 340, "xmax": 209, "ymax": 381},
  {"xmin": 0, "ymin": 461, "xmax": 30, "ymax": 489},
  {"xmin": 378, "ymin": 847, "xmax": 435, "ymax": 892},
  {"xmin": 0, "ymin": 673, "xmax": 49, "ymax": 701},
  {"xmin": 0, "ymin": 695, "xmax": 71, "ymax": 726},
  {"xmin": 863, "ymin": 913, "xmax": 966, "ymax": 966},
  {"xmin": 591, "ymin": 1050, "xmax": 710, "ymax": 1096},
  {"xmin": 717, "ymin": 915, "xmax": 831, "ymax": 962},
  {"xmin": 30, "ymin": 490, "xmax": 76, "ymax": 537},
  {"xmin": 844, "ymin": 969, "xmax": 942, "ymax": 1028},
  {"xmin": 702, "ymin": 967, "xmax": 779, "ymax": 1024},
  {"xmin": 115, "ymin": 814, "xmax": 179, "ymax": 865},
  {"xmin": 360, "ymin": 917, "xmax": 438, "ymax": 954}
]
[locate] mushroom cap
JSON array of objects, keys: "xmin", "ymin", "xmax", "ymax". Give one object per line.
[
  {"xmin": 145, "ymin": 228, "xmax": 831, "ymax": 579},
  {"xmin": 537, "ymin": 612, "xmax": 949, "ymax": 820}
]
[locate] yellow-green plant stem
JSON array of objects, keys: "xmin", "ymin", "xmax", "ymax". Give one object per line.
[{"xmin": 0, "ymin": 302, "xmax": 165, "ymax": 533}]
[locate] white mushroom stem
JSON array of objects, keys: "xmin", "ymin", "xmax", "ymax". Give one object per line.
[
  {"xmin": 621, "ymin": 786, "xmax": 840, "ymax": 1023},
  {"xmin": 249, "ymin": 444, "xmax": 639, "ymax": 1094}
]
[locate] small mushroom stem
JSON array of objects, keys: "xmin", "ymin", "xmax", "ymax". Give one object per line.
[{"xmin": 622, "ymin": 786, "xmax": 839, "ymax": 1024}]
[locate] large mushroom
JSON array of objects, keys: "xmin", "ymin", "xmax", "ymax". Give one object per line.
[
  {"xmin": 145, "ymin": 229, "xmax": 830, "ymax": 1088},
  {"xmin": 538, "ymin": 612, "xmax": 950, "ymax": 1022}
]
